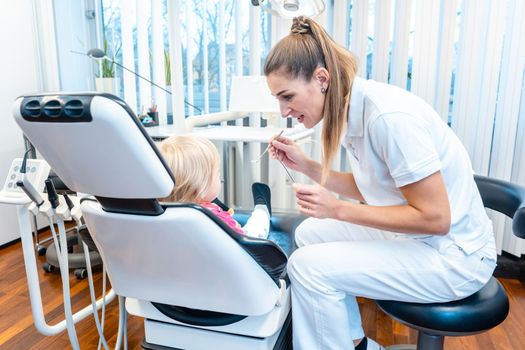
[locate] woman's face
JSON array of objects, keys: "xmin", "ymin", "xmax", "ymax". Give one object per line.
[{"xmin": 266, "ymin": 69, "xmax": 328, "ymax": 129}]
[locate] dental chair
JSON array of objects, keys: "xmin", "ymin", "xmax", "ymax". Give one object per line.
[{"xmin": 14, "ymin": 92, "xmax": 303, "ymax": 350}]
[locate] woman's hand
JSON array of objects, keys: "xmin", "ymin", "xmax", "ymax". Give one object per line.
[
  {"xmin": 293, "ymin": 183, "xmax": 340, "ymax": 219},
  {"xmin": 269, "ymin": 136, "xmax": 311, "ymax": 174}
]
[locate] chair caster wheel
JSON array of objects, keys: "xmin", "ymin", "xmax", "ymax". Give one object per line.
[
  {"xmin": 37, "ymin": 245, "xmax": 47, "ymax": 256},
  {"xmin": 43, "ymin": 263, "xmax": 55, "ymax": 273},
  {"xmin": 74, "ymin": 269, "xmax": 87, "ymax": 279}
]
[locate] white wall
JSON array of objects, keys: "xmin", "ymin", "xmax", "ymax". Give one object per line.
[{"xmin": 0, "ymin": 0, "xmax": 42, "ymax": 245}]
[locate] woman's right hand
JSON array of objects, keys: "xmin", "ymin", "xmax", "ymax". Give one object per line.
[{"xmin": 269, "ymin": 135, "xmax": 310, "ymax": 174}]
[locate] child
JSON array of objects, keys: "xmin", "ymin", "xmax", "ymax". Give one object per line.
[{"xmin": 158, "ymin": 134, "xmax": 272, "ymax": 239}]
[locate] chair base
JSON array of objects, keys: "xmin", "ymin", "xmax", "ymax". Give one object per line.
[
  {"xmin": 416, "ymin": 332, "xmax": 444, "ymax": 350},
  {"xmin": 385, "ymin": 331, "xmax": 444, "ymax": 350},
  {"xmin": 141, "ymin": 312, "xmax": 292, "ymax": 350}
]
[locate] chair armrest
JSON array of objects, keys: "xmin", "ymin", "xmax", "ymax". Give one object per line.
[{"xmin": 474, "ymin": 174, "xmax": 525, "ymax": 238}]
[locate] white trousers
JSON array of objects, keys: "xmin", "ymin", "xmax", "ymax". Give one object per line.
[
  {"xmin": 287, "ymin": 218, "xmax": 497, "ymax": 350},
  {"xmin": 242, "ymin": 204, "xmax": 270, "ymax": 239}
]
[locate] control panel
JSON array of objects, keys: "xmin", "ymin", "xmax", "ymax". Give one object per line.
[{"xmin": 2, "ymin": 158, "xmax": 51, "ymax": 198}]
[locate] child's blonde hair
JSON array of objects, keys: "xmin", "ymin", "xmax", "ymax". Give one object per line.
[{"xmin": 158, "ymin": 135, "xmax": 220, "ymax": 202}]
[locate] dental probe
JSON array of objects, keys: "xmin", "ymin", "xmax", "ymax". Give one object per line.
[{"xmin": 251, "ymin": 129, "xmax": 285, "ymax": 163}]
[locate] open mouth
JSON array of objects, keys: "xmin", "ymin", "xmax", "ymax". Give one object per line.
[{"xmin": 298, "ymin": 114, "xmax": 305, "ymax": 123}]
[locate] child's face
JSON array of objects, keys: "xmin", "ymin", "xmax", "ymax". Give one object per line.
[{"xmin": 202, "ymin": 166, "xmax": 222, "ymax": 202}]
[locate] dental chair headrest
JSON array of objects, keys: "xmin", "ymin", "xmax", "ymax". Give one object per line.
[{"xmin": 13, "ymin": 93, "xmax": 174, "ymax": 213}]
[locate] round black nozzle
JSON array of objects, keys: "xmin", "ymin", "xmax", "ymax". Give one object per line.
[
  {"xmin": 63, "ymin": 193, "xmax": 75, "ymax": 210},
  {"xmin": 45, "ymin": 179, "xmax": 60, "ymax": 209}
]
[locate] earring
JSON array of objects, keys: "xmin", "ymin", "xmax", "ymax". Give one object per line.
[{"xmin": 321, "ymin": 87, "xmax": 326, "ymax": 93}]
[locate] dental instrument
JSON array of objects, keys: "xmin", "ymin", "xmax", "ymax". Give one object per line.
[
  {"xmin": 277, "ymin": 158, "xmax": 296, "ymax": 183},
  {"xmin": 251, "ymin": 129, "xmax": 284, "ymax": 163},
  {"xmin": 249, "ymin": 129, "xmax": 296, "ymax": 183},
  {"xmin": 251, "ymin": 128, "xmax": 295, "ymax": 181}
]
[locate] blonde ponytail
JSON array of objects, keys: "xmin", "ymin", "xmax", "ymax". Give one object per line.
[{"xmin": 264, "ymin": 16, "xmax": 358, "ymax": 185}]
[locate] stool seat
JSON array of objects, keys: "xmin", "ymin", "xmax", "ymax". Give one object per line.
[{"xmin": 375, "ymin": 277, "xmax": 509, "ymax": 335}]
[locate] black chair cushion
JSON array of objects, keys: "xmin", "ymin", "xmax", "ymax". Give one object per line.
[{"xmin": 375, "ymin": 277, "xmax": 509, "ymax": 335}]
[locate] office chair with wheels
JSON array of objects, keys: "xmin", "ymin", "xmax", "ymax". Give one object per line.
[
  {"xmin": 39, "ymin": 171, "xmax": 102, "ymax": 279},
  {"xmin": 375, "ymin": 174, "xmax": 525, "ymax": 350}
]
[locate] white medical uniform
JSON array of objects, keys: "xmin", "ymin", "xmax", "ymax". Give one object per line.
[{"xmin": 287, "ymin": 77, "xmax": 497, "ymax": 350}]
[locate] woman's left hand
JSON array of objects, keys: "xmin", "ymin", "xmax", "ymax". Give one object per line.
[{"xmin": 293, "ymin": 183, "xmax": 340, "ymax": 219}]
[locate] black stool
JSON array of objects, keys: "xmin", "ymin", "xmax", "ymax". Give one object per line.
[
  {"xmin": 375, "ymin": 175, "xmax": 525, "ymax": 349},
  {"xmin": 376, "ymin": 277, "xmax": 508, "ymax": 349}
]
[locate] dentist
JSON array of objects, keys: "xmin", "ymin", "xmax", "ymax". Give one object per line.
[{"xmin": 265, "ymin": 16, "xmax": 497, "ymax": 350}]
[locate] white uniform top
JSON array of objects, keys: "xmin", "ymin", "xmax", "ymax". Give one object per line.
[{"xmin": 342, "ymin": 77, "xmax": 493, "ymax": 254}]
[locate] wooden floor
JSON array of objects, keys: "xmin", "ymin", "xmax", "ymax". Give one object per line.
[{"xmin": 1, "ymin": 230, "xmax": 524, "ymax": 350}]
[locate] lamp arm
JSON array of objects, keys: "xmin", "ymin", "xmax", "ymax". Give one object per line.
[
  {"xmin": 105, "ymin": 57, "xmax": 171, "ymax": 95},
  {"xmin": 103, "ymin": 56, "xmax": 203, "ymax": 113}
]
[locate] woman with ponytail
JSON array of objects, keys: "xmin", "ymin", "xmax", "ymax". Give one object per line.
[{"xmin": 265, "ymin": 16, "xmax": 496, "ymax": 350}]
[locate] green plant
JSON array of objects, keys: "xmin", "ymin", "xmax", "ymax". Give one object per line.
[
  {"xmin": 98, "ymin": 37, "xmax": 120, "ymax": 78},
  {"xmin": 164, "ymin": 49, "xmax": 171, "ymax": 86}
]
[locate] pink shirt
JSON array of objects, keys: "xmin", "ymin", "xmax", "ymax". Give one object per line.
[{"xmin": 201, "ymin": 202, "xmax": 244, "ymax": 234}]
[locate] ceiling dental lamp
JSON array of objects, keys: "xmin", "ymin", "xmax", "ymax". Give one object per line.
[{"xmin": 251, "ymin": 0, "xmax": 325, "ymax": 18}]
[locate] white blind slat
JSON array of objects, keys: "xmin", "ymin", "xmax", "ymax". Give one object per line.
[
  {"xmin": 471, "ymin": 2, "xmax": 506, "ymax": 174},
  {"xmin": 331, "ymin": 0, "xmax": 349, "ymax": 173},
  {"xmin": 350, "ymin": 0, "xmax": 369, "ymax": 77},
  {"xmin": 219, "ymin": 0, "xmax": 226, "ymax": 114},
  {"xmin": 120, "ymin": 0, "xmax": 137, "ymax": 111},
  {"xmin": 151, "ymin": 0, "xmax": 167, "ymax": 125},
  {"xmin": 167, "ymin": 0, "xmax": 185, "ymax": 133},
  {"xmin": 234, "ymin": 0, "xmax": 243, "ymax": 126},
  {"xmin": 202, "ymin": 0, "xmax": 209, "ymax": 114},
  {"xmin": 489, "ymin": 0, "xmax": 525, "ymax": 180},
  {"xmin": 450, "ymin": 1, "xmax": 486, "ymax": 154},
  {"xmin": 332, "ymin": 0, "xmax": 348, "ymax": 47},
  {"xmin": 411, "ymin": 0, "xmax": 440, "ymax": 104},
  {"xmin": 136, "ymin": 0, "xmax": 151, "ymax": 113},
  {"xmin": 185, "ymin": 1, "xmax": 194, "ymax": 116},
  {"xmin": 506, "ymin": 71, "xmax": 525, "ymax": 256},
  {"xmin": 434, "ymin": 0, "xmax": 459, "ymax": 123},
  {"xmin": 371, "ymin": 0, "xmax": 391, "ymax": 83},
  {"xmin": 389, "ymin": 0, "xmax": 412, "ymax": 89}
]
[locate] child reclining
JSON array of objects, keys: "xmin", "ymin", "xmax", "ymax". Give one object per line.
[{"xmin": 158, "ymin": 134, "xmax": 272, "ymax": 239}]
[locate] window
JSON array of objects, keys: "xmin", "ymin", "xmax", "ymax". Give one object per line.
[{"xmin": 99, "ymin": 0, "xmax": 271, "ymax": 119}]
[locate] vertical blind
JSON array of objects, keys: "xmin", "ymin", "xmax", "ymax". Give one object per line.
[{"xmin": 100, "ymin": 0, "xmax": 525, "ymax": 256}]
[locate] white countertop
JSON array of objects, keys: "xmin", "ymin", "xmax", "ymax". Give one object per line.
[{"xmin": 146, "ymin": 125, "xmax": 314, "ymax": 143}]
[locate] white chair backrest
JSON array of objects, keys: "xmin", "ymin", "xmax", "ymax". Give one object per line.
[
  {"xmin": 82, "ymin": 201, "xmax": 282, "ymax": 315},
  {"xmin": 13, "ymin": 93, "xmax": 173, "ymax": 199}
]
